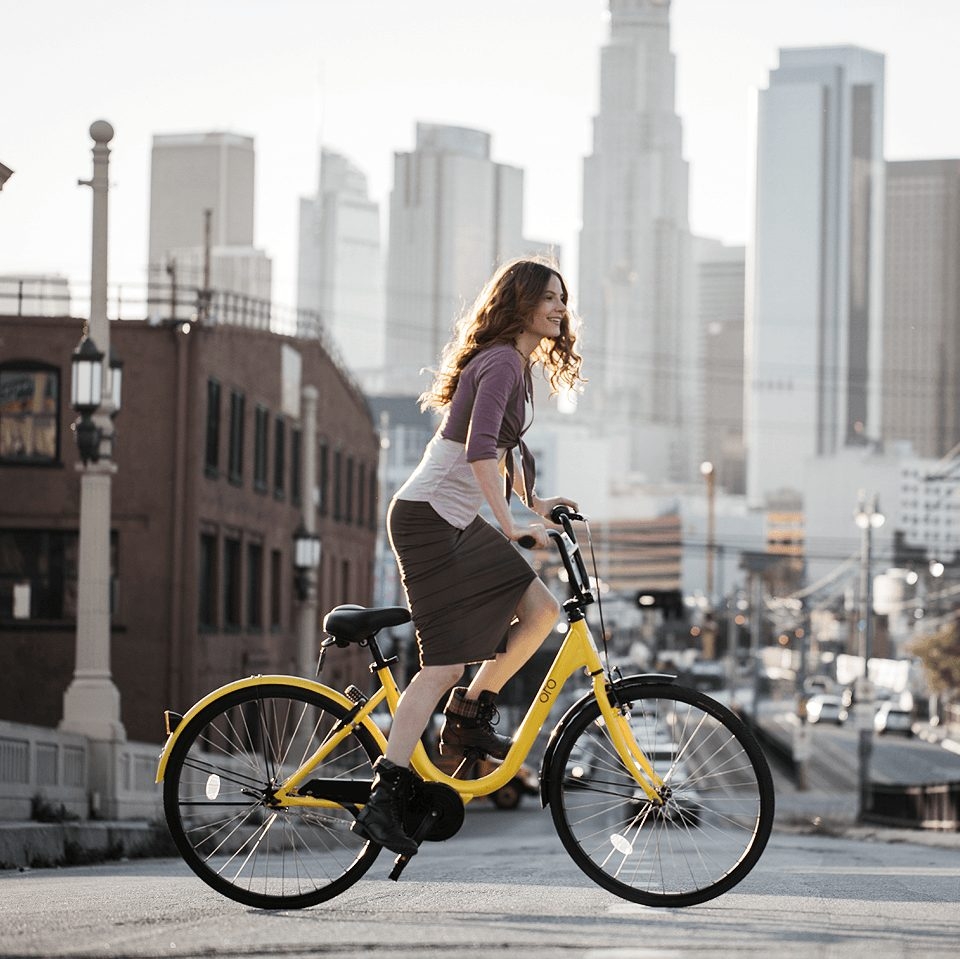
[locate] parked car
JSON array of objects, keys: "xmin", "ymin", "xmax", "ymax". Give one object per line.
[
  {"xmin": 803, "ymin": 675, "xmax": 834, "ymax": 696},
  {"xmin": 874, "ymin": 702, "xmax": 914, "ymax": 736},
  {"xmin": 806, "ymin": 694, "xmax": 848, "ymax": 725}
]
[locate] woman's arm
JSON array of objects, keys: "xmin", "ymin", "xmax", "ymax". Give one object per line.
[{"xmin": 471, "ymin": 458, "xmax": 549, "ymax": 548}]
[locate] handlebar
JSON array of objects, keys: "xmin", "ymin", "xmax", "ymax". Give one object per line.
[
  {"xmin": 550, "ymin": 504, "xmax": 584, "ymax": 524},
  {"xmin": 516, "ymin": 506, "xmax": 593, "ymax": 605}
]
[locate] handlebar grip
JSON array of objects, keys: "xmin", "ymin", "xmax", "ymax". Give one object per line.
[
  {"xmin": 517, "ymin": 535, "xmax": 537, "ymax": 549},
  {"xmin": 550, "ymin": 504, "xmax": 583, "ymax": 524}
]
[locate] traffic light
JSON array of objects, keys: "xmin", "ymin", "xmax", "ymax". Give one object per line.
[{"xmin": 635, "ymin": 589, "xmax": 685, "ymax": 619}]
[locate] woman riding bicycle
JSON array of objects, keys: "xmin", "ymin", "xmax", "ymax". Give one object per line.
[{"xmin": 352, "ymin": 256, "xmax": 585, "ymax": 855}]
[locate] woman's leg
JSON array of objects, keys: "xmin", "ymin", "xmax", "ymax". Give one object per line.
[
  {"xmin": 468, "ymin": 577, "xmax": 560, "ymax": 695},
  {"xmin": 384, "ymin": 662, "xmax": 465, "ymax": 766}
]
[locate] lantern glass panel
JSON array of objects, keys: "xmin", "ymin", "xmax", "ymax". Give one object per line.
[{"xmin": 71, "ymin": 356, "xmax": 102, "ymax": 411}]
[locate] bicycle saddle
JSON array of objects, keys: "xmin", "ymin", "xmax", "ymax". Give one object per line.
[{"xmin": 322, "ymin": 604, "xmax": 411, "ymax": 643}]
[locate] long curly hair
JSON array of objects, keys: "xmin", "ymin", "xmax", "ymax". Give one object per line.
[{"xmin": 419, "ymin": 256, "xmax": 585, "ymax": 411}]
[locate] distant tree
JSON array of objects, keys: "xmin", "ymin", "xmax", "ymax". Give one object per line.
[{"xmin": 909, "ymin": 625, "xmax": 960, "ymax": 696}]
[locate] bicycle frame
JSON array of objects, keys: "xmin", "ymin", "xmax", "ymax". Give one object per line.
[{"xmin": 156, "ymin": 613, "xmax": 666, "ymax": 808}]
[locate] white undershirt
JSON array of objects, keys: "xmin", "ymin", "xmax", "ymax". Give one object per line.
[{"xmin": 395, "ymin": 434, "xmax": 508, "ymax": 530}]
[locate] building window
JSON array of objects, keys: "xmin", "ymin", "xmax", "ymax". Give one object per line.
[
  {"xmin": 333, "ymin": 449, "xmax": 343, "ymax": 521},
  {"xmin": 0, "ymin": 364, "xmax": 59, "ymax": 465},
  {"xmin": 290, "ymin": 429, "xmax": 302, "ymax": 506},
  {"xmin": 274, "ymin": 417, "xmax": 286, "ymax": 500},
  {"xmin": 318, "ymin": 442, "xmax": 329, "ymax": 517},
  {"xmin": 270, "ymin": 548, "xmax": 282, "ymax": 629},
  {"xmin": 357, "ymin": 462, "xmax": 366, "ymax": 527},
  {"xmin": 253, "ymin": 405, "xmax": 269, "ymax": 493},
  {"xmin": 228, "ymin": 391, "xmax": 245, "ymax": 485},
  {"xmin": 247, "ymin": 542, "xmax": 263, "ymax": 628},
  {"xmin": 198, "ymin": 532, "xmax": 217, "ymax": 629},
  {"xmin": 368, "ymin": 468, "xmax": 378, "ymax": 531},
  {"xmin": 0, "ymin": 529, "xmax": 116, "ymax": 623},
  {"xmin": 204, "ymin": 379, "xmax": 220, "ymax": 477},
  {"xmin": 223, "ymin": 536, "xmax": 242, "ymax": 629},
  {"xmin": 345, "ymin": 456, "xmax": 354, "ymax": 523}
]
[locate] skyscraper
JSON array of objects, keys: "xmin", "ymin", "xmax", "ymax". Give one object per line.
[
  {"xmin": 297, "ymin": 149, "xmax": 384, "ymax": 388},
  {"xmin": 148, "ymin": 132, "xmax": 272, "ymax": 307},
  {"xmin": 695, "ymin": 238, "xmax": 746, "ymax": 495},
  {"xmin": 882, "ymin": 159, "xmax": 960, "ymax": 458},
  {"xmin": 383, "ymin": 122, "xmax": 553, "ymax": 396},
  {"xmin": 745, "ymin": 46, "xmax": 885, "ymax": 507},
  {"xmin": 578, "ymin": 0, "xmax": 696, "ymax": 482}
]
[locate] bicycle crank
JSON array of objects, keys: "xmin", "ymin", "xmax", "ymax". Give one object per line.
[{"xmin": 404, "ymin": 781, "xmax": 465, "ymax": 842}]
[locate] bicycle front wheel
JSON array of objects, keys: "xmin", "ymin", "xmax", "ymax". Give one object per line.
[
  {"xmin": 547, "ymin": 680, "xmax": 774, "ymax": 907},
  {"xmin": 163, "ymin": 683, "xmax": 382, "ymax": 909}
]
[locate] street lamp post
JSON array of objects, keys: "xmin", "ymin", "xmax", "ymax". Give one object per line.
[
  {"xmin": 700, "ymin": 462, "xmax": 717, "ymax": 661},
  {"xmin": 927, "ymin": 559, "xmax": 945, "ymax": 621},
  {"xmin": 853, "ymin": 491, "xmax": 885, "ymax": 823},
  {"xmin": 60, "ymin": 121, "xmax": 126, "ymax": 817},
  {"xmin": 700, "ymin": 461, "xmax": 716, "ymax": 608}
]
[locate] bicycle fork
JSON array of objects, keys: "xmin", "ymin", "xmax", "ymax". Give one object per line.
[{"xmin": 594, "ymin": 680, "xmax": 667, "ymax": 806}]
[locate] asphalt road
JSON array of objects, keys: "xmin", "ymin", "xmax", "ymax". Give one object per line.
[{"xmin": 3, "ymin": 802, "xmax": 959, "ymax": 959}]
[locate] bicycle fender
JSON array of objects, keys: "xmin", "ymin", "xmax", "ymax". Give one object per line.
[
  {"xmin": 154, "ymin": 674, "xmax": 356, "ymax": 783},
  {"xmin": 537, "ymin": 673, "xmax": 675, "ymax": 808}
]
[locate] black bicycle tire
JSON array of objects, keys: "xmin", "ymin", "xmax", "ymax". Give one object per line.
[
  {"xmin": 163, "ymin": 682, "xmax": 383, "ymax": 909},
  {"xmin": 547, "ymin": 680, "xmax": 774, "ymax": 907}
]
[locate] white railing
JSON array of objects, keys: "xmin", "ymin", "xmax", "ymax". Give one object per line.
[{"xmin": 0, "ymin": 720, "xmax": 162, "ymax": 821}]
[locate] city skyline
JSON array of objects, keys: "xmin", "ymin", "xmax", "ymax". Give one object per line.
[{"xmin": 3, "ymin": 0, "xmax": 960, "ymax": 310}]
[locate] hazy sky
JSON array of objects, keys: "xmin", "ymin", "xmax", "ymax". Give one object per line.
[{"xmin": 2, "ymin": 0, "xmax": 959, "ymax": 310}]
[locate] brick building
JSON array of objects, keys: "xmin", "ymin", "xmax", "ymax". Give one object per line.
[{"xmin": 0, "ymin": 314, "xmax": 379, "ymax": 742}]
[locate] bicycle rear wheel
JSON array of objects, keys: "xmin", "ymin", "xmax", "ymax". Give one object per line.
[
  {"xmin": 163, "ymin": 683, "xmax": 382, "ymax": 909},
  {"xmin": 547, "ymin": 680, "xmax": 774, "ymax": 907}
]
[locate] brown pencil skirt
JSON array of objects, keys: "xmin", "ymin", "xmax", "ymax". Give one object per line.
[{"xmin": 387, "ymin": 498, "xmax": 538, "ymax": 667}]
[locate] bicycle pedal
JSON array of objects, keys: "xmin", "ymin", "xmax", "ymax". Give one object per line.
[
  {"xmin": 388, "ymin": 810, "xmax": 438, "ymax": 882},
  {"xmin": 388, "ymin": 852, "xmax": 414, "ymax": 881}
]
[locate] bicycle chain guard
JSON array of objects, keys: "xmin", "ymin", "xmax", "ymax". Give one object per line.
[{"xmin": 404, "ymin": 781, "xmax": 465, "ymax": 842}]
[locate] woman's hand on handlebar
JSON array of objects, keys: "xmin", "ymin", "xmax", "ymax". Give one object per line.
[
  {"xmin": 533, "ymin": 494, "xmax": 579, "ymax": 521},
  {"xmin": 508, "ymin": 521, "xmax": 550, "ymax": 549}
]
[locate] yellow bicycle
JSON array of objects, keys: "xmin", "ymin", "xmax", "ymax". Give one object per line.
[{"xmin": 156, "ymin": 508, "xmax": 774, "ymax": 910}]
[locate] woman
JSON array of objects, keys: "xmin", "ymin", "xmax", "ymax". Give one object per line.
[{"xmin": 352, "ymin": 257, "xmax": 585, "ymax": 856}]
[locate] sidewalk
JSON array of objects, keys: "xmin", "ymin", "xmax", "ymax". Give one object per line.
[
  {"xmin": 914, "ymin": 719, "xmax": 960, "ymax": 754},
  {"xmin": 0, "ymin": 819, "xmax": 169, "ymax": 870}
]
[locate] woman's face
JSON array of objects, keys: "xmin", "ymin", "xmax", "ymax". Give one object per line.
[{"xmin": 525, "ymin": 273, "xmax": 567, "ymax": 340}]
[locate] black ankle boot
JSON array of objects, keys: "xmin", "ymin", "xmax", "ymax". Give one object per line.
[
  {"xmin": 351, "ymin": 757, "xmax": 419, "ymax": 856},
  {"xmin": 439, "ymin": 688, "xmax": 511, "ymax": 760}
]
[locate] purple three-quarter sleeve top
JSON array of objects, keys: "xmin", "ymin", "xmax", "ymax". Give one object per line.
[{"xmin": 395, "ymin": 344, "xmax": 535, "ymax": 529}]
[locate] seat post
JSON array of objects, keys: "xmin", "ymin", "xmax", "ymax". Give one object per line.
[{"xmin": 365, "ymin": 634, "xmax": 399, "ymax": 672}]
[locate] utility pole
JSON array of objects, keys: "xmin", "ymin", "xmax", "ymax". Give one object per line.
[{"xmin": 854, "ymin": 492, "xmax": 884, "ymax": 822}]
